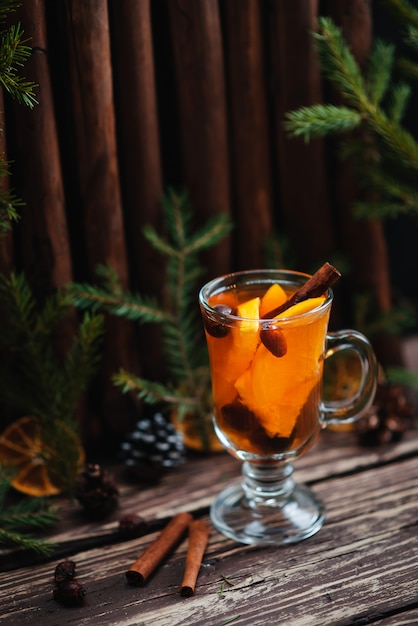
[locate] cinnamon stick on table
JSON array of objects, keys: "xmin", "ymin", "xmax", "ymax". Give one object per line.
[
  {"xmin": 180, "ymin": 520, "xmax": 210, "ymax": 597},
  {"xmin": 126, "ymin": 512, "xmax": 192, "ymax": 585}
]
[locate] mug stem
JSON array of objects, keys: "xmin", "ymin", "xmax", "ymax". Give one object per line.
[{"xmin": 210, "ymin": 459, "xmax": 326, "ymax": 545}]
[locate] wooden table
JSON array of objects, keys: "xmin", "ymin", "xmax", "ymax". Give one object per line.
[{"xmin": 1, "ymin": 428, "xmax": 417, "ymax": 626}]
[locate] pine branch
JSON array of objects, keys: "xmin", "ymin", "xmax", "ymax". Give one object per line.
[
  {"xmin": 312, "ymin": 18, "xmax": 418, "ymax": 169},
  {"xmin": 396, "ymin": 55, "xmax": 418, "ymax": 81},
  {"xmin": 0, "ymin": 466, "xmax": 59, "ymax": 555},
  {"xmin": 285, "ymin": 103, "xmax": 361, "ymax": 138},
  {"xmin": 0, "ymin": 23, "xmax": 38, "ymax": 107},
  {"xmin": 1, "ymin": 505, "xmax": 59, "ymax": 530},
  {"xmin": 113, "ymin": 369, "xmax": 199, "ymax": 408},
  {"xmin": 389, "ymin": 82, "xmax": 411, "ymax": 123},
  {"xmin": 0, "ymin": 272, "xmax": 103, "ymax": 487},
  {"xmin": 313, "ymin": 17, "xmax": 369, "ymax": 110},
  {"xmin": 70, "ymin": 189, "xmax": 232, "ymax": 450},
  {"xmin": 60, "ymin": 312, "xmax": 104, "ymax": 423},
  {"xmin": 185, "ymin": 213, "xmax": 232, "ymax": 254},
  {"xmin": 68, "ymin": 269, "xmax": 174, "ymax": 324},
  {"xmin": 382, "ymin": 0, "xmax": 418, "ymax": 28},
  {"xmin": 405, "ymin": 24, "xmax": 418, "ymax": 50},
  {"xmin": 367, "ymin": 40, "xmax": 395, "ymax": 105},
  {"xmin": 0, "ymin": 527, "xmax": 56, "ymax": 555}
]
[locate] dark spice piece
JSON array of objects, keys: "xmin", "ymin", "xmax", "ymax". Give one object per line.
[
  {"xmin": 54, "ymin": 560, "xmax": 76, "ymax": 584},
  {"xmin": 53, "ymin": 580, "xmax": 86, "ymax": 606},
  {"xmin": 204, "ymin": 304, "xmax": 233, "ymax": 338},
  {"xmin": 260, "ymin": 323, "xmax": 287, "ymax": 357},
  {"xmin": 118, "ymin": 513, "xmax": 148, "ymax": 538}
]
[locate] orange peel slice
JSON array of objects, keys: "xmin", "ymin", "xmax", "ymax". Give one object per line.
[{"xmin": 0, "ymin": 416, "xmax": 84, "ymax": 497}]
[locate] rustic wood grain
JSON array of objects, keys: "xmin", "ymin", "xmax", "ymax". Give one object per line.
[
  {"xmin": 65, "ymin": 0, "xmax": 141, "ymax": 437},
  {"xmin": 0, "ymin": 430, "xmax": 417, "ymax": 625},
  {"xmin": 13, "ymin": 0, "xmax": 73, "ymax": 295},
  {"xmin": 269, "ymin": 0, "xmax": 336, "ymax": 272},
  {"xmin": 223, "ymin": 0, "xmax": 273, "ymax": 270},
  {"xmin": 108, "ymin": 0, "xmax": 165, "ymax": 381},
  {"xmin": 168, "ymin": 0, "xmax": 232, "ymax": 277}
]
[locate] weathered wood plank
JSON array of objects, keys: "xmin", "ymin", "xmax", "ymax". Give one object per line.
[
  {"xmin": 1, "ymin": 430, "xmax": 416, "ymax": 569},
  {"xmin": 0, "ymin": 440, "xmax": 416, "ymax": 625}
]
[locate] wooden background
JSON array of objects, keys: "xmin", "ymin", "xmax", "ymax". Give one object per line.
[{"xmin": 0, "ymin": 0, "xmax": 412, "ymax": 445}]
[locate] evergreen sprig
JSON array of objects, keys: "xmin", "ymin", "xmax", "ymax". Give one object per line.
[
  {"xmin": 285, "ymin": 14, "xmax": 418, "ymax": 214},
  {"xmin": 285, "ymin": 5, "xmax": 418, "ymax": 389},
  {"xmin": 69, "ymin": 189, "xmax": 232, "ymax": 450},
  {"xmin": 0, "ymin": 272, "xmax": 104, "ymax": 425},
  {"xmin": 0, "ymin": 0, "xmax": 38, "ymax": 233},
  {"xmin": 0, "ymin": 22, "xmax": 37, "ymax": 108},
  {"xmin": 69, "ymin": 264, "xmax": 173, "ymax": 325},
  {"xmin": 0, "ymin": 466, "xmax": 59, "ymax": 555}
]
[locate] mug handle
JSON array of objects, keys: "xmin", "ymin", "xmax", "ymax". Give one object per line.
[{"xmin": 321, "ymin": 330, "xmax": 378, "ymax": 427}]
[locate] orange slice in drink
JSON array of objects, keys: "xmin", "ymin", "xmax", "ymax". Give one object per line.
[
  {"xmin": 0, "ymin": 416, "xmax": 84, "ymax": 496},
  {"xmin": 277, "ymin": 296, "xmax": 326, "ymax": 320},
  {"xmin": 259, "ymin": 283, "xmax": 287, "ymax": 318},
  {"xmin": 206, "ymin": 296, "xmax": 261, "ymax": 409},
  {"xmin": 235, "ymin": 296, "xmax": 330, "ymax": 438}
]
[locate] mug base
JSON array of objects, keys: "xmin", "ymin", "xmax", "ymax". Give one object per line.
[{"xmin": 210, "ymin": 479, "xmax": 326, "ymax": 546}]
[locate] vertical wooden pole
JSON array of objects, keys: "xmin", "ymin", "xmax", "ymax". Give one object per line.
[
  {"xmin": 66, "ymin": 0, "xmax": 140, "ymax": 438},
  {"xmin": 269, "ymin": 0, "xmax": 336, "ymax": 272},
  {"xmin": 0, "ymin": 89, "xmax": 14, "ymax": 276},
  {"xmin": 326, "ymin": 0, "xmax": 403, "ymax": 366},
  {"xmin": 167, "ymin": 0, "xmax": 231, "ymax": 277},
  {"xmin": 223, "ymin": 0, "xmax": 273, "ymax": 270},
  {"xmin": 13, "ymin": 0, "xmax": 73, "ymax": 295},
  {"xmin": 109, "ymin": 0, "xmax": 165, "ymax": 380}
]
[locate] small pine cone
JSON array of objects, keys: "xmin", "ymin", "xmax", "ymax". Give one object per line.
[
  {"xmin": 75, "ymin": 464, "xmax": 119, "ymax": 518},
  {"xmin": 356, "ymin": 383, "xmax": 415, "ymax": 446},
  {"xmin": 120, "ymin": 411, "xmax": 185, "ymax": 483}
]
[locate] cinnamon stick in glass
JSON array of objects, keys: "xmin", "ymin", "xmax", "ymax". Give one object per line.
[
  {"xmin": 180, "ymin": 520, "xmax": 210, "ymax": 597},
  {"xmin": 262, "ymin": 261, "xmax": 341, "ymax": 319},
  {"xmin": 126, "ymin": 512, "xmax": 192, "ymax": 585}
]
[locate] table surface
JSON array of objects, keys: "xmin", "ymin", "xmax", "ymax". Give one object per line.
[{"xmin": 1, "ymin": 427, "xmax": 417, "ymax": 626}]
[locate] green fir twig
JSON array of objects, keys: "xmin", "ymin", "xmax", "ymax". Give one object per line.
[
  {"xmin": 0, "ymin": 1, "xmax": 39, "ymax": 234},
  {"xmin": 0, "ymin": 466, "xmax": 59, "ymax": 555},
  {"xmin": 68, "ymin": 189, "xmax": 232, "ymax": 450}
]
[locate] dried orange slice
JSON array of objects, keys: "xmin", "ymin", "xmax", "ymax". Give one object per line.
[{"xmin": 0, "ymin": 416, "xmax": 84, "ymax": 497}]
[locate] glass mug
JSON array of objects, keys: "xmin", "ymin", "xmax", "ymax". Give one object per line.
[{"xmin": 199, "ymin": 269, "xmax": 377, "ymax": 545}]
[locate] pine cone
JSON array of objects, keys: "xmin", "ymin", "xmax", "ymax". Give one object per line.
[
  {"xmin": 120, "ymin": 411, "xmax": 185, "ymax": 483},
  {"xmin": 356, "ymin": 383, "xmax": 415, "ymax": 446},
  {"xmin": 75, "ymin": 464, "xmax": 119, "ymax": 518}
]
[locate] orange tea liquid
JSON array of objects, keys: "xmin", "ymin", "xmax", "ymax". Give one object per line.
[{"xmin": 203, "ymin": 282, "xmax": 331, "ymax": 457}]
